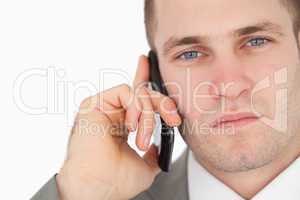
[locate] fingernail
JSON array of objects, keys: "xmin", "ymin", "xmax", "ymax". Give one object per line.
[{"xmin": 171, "ymin": 112, "xmax": 181, "ymax": 125}]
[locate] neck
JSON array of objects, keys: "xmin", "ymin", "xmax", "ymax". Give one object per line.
[{"xmin": 196, "ymin": 134, "xmax": 300, "ymax": 199}]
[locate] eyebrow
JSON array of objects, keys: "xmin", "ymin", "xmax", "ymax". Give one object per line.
[{"xmin": 162, "ymin": 21, "xmax": 285, "ymax": 55}]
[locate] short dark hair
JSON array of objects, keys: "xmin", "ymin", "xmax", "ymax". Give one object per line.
[
  {"xmin": 144, "ymin": 0, "xmax": 300, "ymax": 50},
  {"xmin": 144, "ymin": 0, "xmax": 156, "ymax": 50},
  {"xmin": 281, "ymin": 0, "xmax": 300, "ymax": 37}
]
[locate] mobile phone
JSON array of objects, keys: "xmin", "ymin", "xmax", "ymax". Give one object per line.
[{"xmin": 148, "ymin": 50, "xmax": 175, "ymax": 172}]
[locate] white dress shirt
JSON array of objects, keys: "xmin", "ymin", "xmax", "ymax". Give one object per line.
[{"xmin": 188, "ymin": 150, "xmax": 300, "ymax": 200}]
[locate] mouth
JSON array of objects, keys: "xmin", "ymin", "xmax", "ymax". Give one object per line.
[{"xmin": 210, "ymin": 112, "xmax": 261, "ymax": 128}]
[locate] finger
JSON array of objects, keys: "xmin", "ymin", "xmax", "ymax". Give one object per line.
[
  {"xmin": 133, "ymin": 55, "xmax": 150, "ymax": 89},
  {"xmin": 124, "ymin": 93, "xmax": 142, "ymax": 132},
  {"xmin": 146, "ymin": 88, "xmax": 182, "ymax": 127},
  {"xmin": 94, "ymin": 84, "xmax": 135, "ymax": 122},
  {"xmin": 125, "ymin": 55, "xmax": 151, "ymax": 132},
  {"xmin": 132, "ymin": 55, "xmax": 181, "ymax": 127},
  {"xmin": 135, "ymin": 87, "xmax": 155, "ymax": 151},
  {"xmin": 78, "ymin": 84, "xmax": 138, "ymax": 139}
]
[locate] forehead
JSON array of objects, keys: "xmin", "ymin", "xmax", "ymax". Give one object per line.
[{"xmin": 154, "ymin": 0, "xmax": 293, "ymax": 49}]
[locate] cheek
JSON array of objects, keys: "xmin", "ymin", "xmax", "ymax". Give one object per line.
[
  {"xmin": 161, "ymin": 67, "xmax": 218, "ymax": 120},
  {"xmin": 245, "ymin": 41, "xmax": 299, "ymax": 81},
  {"xmin": 251, "ymin": 85, "xmax": 275, "ymax": 118}
]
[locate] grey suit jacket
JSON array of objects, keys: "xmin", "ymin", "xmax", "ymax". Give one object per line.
[{"xmin": 31, "ymin": 149, "xmax": 190, "ymax": 200}]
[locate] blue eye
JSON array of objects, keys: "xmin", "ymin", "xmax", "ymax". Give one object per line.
[
  {"xmin": 179, "ymin": 51, "xmax": 202, "ymax": 60},
  {"xmin": 245, "ymin": 37, "xmax": 269, "ymax": 47}
]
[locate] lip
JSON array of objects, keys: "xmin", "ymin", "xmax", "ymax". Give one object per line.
[{"xmin": 210, "ymin": 112, "xmax": 261, "ymax": 128}]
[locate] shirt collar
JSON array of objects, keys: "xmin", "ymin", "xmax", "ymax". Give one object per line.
[{"xmin": 187, "ymin": 150, "xmax": 300, "ymax": 200}]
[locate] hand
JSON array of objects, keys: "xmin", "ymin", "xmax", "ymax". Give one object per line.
[{"xmin": 56, "ymin": 55, "xmax": 182, "ymax": 200}]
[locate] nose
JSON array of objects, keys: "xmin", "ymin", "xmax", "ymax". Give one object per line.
[{"xmin": 209, "ymin": 60, "xmax": 253, "ymax": 101}]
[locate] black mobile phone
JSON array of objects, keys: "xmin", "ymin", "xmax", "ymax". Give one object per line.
[{"xmin": 148, "ymin": 50, "xmax": 175, "ymax": 172}]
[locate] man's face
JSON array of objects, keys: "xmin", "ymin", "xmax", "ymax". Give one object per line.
[{"xmin": 153, "ymin": 0, "xmax": 300, "ymax": 172}]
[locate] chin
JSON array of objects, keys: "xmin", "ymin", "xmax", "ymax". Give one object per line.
[{"xmin": 187, "ymin": 123, "xmax": 291, "ymax": 172}]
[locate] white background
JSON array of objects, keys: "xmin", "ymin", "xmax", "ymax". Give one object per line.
[{"xmin": 0, "ymin": 0, "xmax": 186, "ymax": 199}]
